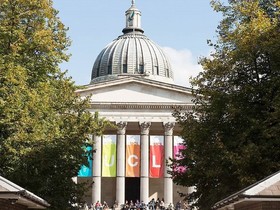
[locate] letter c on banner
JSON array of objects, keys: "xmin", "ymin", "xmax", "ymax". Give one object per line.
[
  {"xmin": 128, "ymin": 155, "xmax": 138, "ymax": 167},
  {"xmin": 104, "ymin": 155, "xmax": 115, "ymax": 167}
]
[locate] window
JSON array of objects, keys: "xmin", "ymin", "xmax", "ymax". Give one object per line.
[
  {"xmin": 108, "ymin": 65, "xmax": 112, "ymax": 74},
  {"xmin": 96, "ymin": 68, "xmax": 99, "ymax": 77},
  {"xmin": 123, "ymin": 64, "xmax": 128, "ymax": 73},
  {"xmin": 139, "ymin": 65, "xmax": 144, "ymax": 74},
  {"xmin": 154, "ymin": 66, "xmax": 159, "ymax": 75}
]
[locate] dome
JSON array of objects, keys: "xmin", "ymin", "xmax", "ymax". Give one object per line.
[{"xmin": 91, "ymin": 1, "xmax": 174, "ymax": 84}]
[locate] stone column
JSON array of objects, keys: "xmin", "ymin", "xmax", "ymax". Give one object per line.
[
  {"xmin": 92, "ymin": 135, "xmax": 102, "ymax": 203},
  {"xmin": 116, "ymin": 122, "xmax": 127, "ymax": 206},
  {"xmin": 139, "ymin": 122, "xmax": 151, "ymax": 204},
  {"xmin": 163, "ymin": 122, "xmax": 175, "ymax": 207}
]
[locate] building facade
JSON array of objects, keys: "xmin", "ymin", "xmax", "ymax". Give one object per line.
[{"xmin": 77, "ymin": 1, "xmax": 194, "ymax": 207}]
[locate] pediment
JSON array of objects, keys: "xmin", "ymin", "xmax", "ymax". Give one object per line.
[{"xmin": 77, "ymin": 76, "xmax": 194, "ymax": 104}]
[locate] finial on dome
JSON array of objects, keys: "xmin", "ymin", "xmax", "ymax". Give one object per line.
[{"xmin": 132, "ymin": 0, "xmax": 135, "ymax": 5}]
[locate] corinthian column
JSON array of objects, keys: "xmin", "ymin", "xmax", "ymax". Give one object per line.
[
  {"xmin": 163, "ymin": 122, "xmax": 175, "ymax": 207},
  {"xmin": 116, "ymin": 121, "xmax": 127, "ymax": 206},
  {"xmin": 139, "ymin": 122, "xmax": 151, "ymax": 204},
  {"xmin": 92, "ymin": 135, "xmax": 102, "ymax": 203}
]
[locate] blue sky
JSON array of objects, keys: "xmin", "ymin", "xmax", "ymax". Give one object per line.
[{"xmin": 52, "ymin": 1, "xmax": 223, "ymax": 87}]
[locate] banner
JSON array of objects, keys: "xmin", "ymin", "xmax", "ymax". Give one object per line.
[
  {"xmin": 150, "ymin": 136, "xmax": 164, "ymax": 178},
  {"xmin": 126, "ymin": 135, "xmax": 140, "ymax": 177},
  {"xmin": 78, "ymin": 146, "xmax": 93, "ymax": 177},
  {"xmin": 174, "ymin": 136, "xmax": 187, "ymax": 173},
  {"xmin": 102, "ymin": 135, "xmax": 117, "ymax": 177}
]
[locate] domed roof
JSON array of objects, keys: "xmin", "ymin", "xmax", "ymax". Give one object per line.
[{"xmin": 91, "ymin": 1, "xmax": 174, "ymax": 84}]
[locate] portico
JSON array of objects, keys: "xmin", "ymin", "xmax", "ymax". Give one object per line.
[
  {"xmin": 76, "ymin": 0, "xmax": 194, "ymax": 207},
  {"xmin": 77, "ymin": 76, "xmax": 193, "ymax": 206}
]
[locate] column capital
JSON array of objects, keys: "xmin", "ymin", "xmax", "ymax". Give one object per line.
[
  {"xmin": 116, "ymin": 121, "xmax": 127, "ymax": 135},
  {"xmin": 163, "ymin": 122, "xmax": 175, "ymax": 136},
  {"xmin": 139, "ymin": 122, "xmax": 151, "ymax": 135}
]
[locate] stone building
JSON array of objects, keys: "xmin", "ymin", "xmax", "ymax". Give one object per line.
[
  {"xmin": 0, "ymin": 176, "xmax": 49, "ymax": 210},
  {"xmin": 77, "ymin": 1, "xmax": 194, "ymax": 207},
  {"xmin": 212, "ymin": 171, "xmax": 280, "ymax": 210}
]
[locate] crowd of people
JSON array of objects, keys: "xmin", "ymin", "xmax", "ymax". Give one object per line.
[
  {"xmin": 82, "ymin": 200, "xmax": 110, "ymax": 210},
  {"xmin": 82, "ymin": 199, "xmax": 190, "ymax": 210}
]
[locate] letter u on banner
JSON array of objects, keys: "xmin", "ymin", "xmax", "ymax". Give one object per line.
[
  {"xmin": 150, "ymin": 136, "xmax": 164, "ymax": 178},
  {"xmin": 126, "ymin": 135, "xmax": 140, "ymax": 177},
  {"xmin": 102, "ymin": 135, "xmax": 117, "ymax": 177}
]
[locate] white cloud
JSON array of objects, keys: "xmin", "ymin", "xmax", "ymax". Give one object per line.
[{"xmin": 162, "ymin": 47, "xmax": 203, "ymax": 87}]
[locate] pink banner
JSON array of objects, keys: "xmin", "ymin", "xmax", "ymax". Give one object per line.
[
  {"xmin": 174, "ymin": 136, "xmax": 186, "ymax": 173},
  {"xmin": 149, "ymin": 136, "xmax": 164, "ymax": 178}
]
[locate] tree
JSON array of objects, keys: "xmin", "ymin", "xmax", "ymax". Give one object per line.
[
  {"xmin": 0, "ymin": 0, "xmax": 109, "ymax": 209},
  {"xmin": 172, "ymin": 1, "xmax": 280, "ymax": 209}
]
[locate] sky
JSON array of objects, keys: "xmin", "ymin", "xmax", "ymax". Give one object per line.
[{"xmin": 52, "ymin": 1, "xmax": 223, "ymax": 87}]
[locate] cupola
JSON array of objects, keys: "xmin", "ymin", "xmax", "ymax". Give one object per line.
[{"xmin": 91, "ymin": 0, "xmax": 174, "ymax": 84}]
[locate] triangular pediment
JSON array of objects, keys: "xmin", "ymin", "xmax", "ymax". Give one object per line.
[{"xmin": 77, "ymin": 76, "xmax": 194, "ymax": 104}]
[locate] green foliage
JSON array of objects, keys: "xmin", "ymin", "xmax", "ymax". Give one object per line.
[
  {"xmin": 0, "ymin": 0, "xmax": 110, "ymax": 209},
  {"xmin": 172, "ymin": 1, "xmax": 280, "ymax": 209}
]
